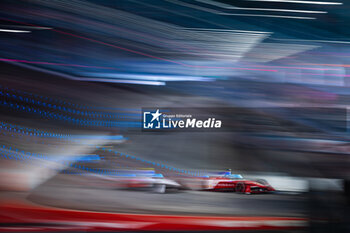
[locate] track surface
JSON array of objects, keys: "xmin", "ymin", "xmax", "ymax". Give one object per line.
[{"xmin": 28, "ymin": 174, "xmax": 307, "ymax": 217}]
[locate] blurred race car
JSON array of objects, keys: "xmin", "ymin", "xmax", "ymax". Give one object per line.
[
  {"xmin": 201, "ymin": 172, "xmax": 275, "ymax": 194},
  {"xmin": 94, "ymin": 169, "xmax": 180, "ymax": 193},
  {"xmin": 120, "ymin": 172, "xmax": 180, "ymax": 194},
  {"xmin": 151, "ymin": 173, "xmax": 181, "ymax": 193}
]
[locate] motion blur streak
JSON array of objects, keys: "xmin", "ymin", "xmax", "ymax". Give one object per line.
[
  {"xmin": 167, "ymin": 0, "xmax": 316, "ymax": 19},
  {"xmin": 0, "ymin": 58, "xmax": 120, "ymax": 70},
  {"xmin": 1, "ymin": 18, "xmax": 279, "ymax": 72},
  {"xmin": 247, "ymin": 0, "xmax": 343, "ymax": 5},
  {"xmin": 195, "ymin": 0, "xmax": 328, "ymax": 13},
  {"xmin": 0, "ymin": 0, "xmax": 349, "ymax": 233},
  {"xmin": 219, "ymin": 13, "xmax": 316, "ymax": 19},
  {"xmin": 0, "ymin": 28, "xmax": 31, "ymax": 33},
  {"xmin": 291, "ymin": 63, "xmax": 350, "ymax": 67}
]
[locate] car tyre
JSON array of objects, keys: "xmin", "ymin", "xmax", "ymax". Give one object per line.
[
  {"xmin": 235, "ymin": 182, "xmax": 245, "ymax": 194},
  {"xmin": 154, "ymin": 184, "xmax": 166, "ymax": 194}
]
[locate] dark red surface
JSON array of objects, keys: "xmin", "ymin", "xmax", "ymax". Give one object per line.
[{"xmin": 0, "ymin": 200, "xmax": 307, "ymax": 231}]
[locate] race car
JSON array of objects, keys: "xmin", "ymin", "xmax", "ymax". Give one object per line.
[
  {"xmin": 201, "ymin": 172, "xmax": 275, "ymax": 194},
  {"xmin": 119, "ymin": 172, "xmax": 181, "ymax": 193},
  {"xmin": 92, "ymin": 169, "xmax": 180, "ymax": 193}
]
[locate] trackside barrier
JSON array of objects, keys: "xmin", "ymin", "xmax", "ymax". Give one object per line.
[{"xmin": 0, "ymin": 201, "xmax": 307, "ymax": 231}]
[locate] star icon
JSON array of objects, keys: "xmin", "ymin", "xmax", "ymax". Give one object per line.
[{"xmin": 151, "ymin": 109, "xmax": 162, "ymax": 122}]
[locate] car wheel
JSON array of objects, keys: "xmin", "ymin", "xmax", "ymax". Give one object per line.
[
  {"xmin": 154, "ymin": 184, "xmax": 166, "ymax": 193},
  {"xmin": 235, "ymin": 182, "xmax": 245, "ymax": 193}
]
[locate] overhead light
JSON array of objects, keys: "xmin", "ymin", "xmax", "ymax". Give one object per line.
[
  {"xmin": 80, "ymin": 73, "xmax": 215, "ymax": 82},
  {"xmin": 0, "ymin": 25, "xmax": 52, "ymax": 30},
  {"xmin": 196, "ymin": 0, "xmax": 327, "ymax": 13},
  {"xmin": 77, "ymin": 78, "xmax": 165, "ymax": 86},
  {"xmin": 246, "ymin": 0, "xmax": 343, "ymax": 5},
  {"xmin": 219, "ymin": 12, "xmax": 315, "ymax": 19},
  {"xmin": 183, "ymin": 28, "xmax": 270, "ymax": 34},
  {"xmin": 0, "ymin": 29, "xmax": 31, "ymax": 33}
]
